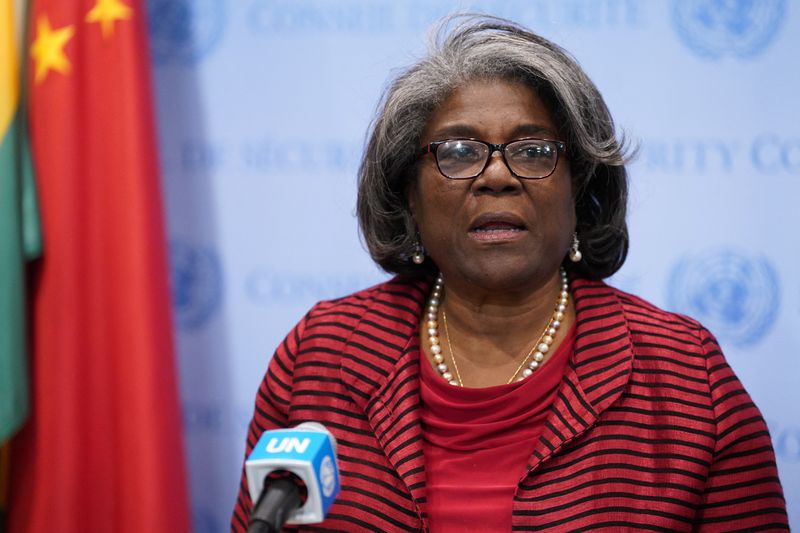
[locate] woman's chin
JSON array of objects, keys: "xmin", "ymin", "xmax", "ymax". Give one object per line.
[{"xmin": 450, "ymin": 261, "xmax": 558, "ymax": 297}]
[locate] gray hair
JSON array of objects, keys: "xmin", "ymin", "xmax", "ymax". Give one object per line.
[{"xmin": 357, "ymin": 14, "xmax": 631, "ymax": 279}]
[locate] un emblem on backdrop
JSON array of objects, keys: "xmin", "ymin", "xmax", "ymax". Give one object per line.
[
  {"xmin": 170, "ymin": 240, "xmax": 223, "ymax": 330},
  {"xmin": 147, "ymin": 0, "xmax": 226, "ymax": 65},
  {"xmin": 672, "ymin": 0, "xmax": 786, "ymax": 59},
  {"xmin": 667, "ymin": 250, "xmax": 779, "ymax": 347}
]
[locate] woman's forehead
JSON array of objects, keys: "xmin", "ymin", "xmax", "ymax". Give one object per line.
[{"xmin": 422, "ymin": 79, "xmax": 559, "ymax": 141}]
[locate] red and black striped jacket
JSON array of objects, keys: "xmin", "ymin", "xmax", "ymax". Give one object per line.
[{"xmin": 231, "ymin": 276, "xmax": 788, "ymax": 531}]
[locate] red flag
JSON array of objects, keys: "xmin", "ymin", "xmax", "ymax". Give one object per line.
[{"xmin": 8, "ymin": 0, "xmax": 190, "ymax": 531}]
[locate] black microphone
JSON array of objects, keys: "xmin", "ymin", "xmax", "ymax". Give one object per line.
[
  {"xmin": 246, "ymin": 423, "xmax": 340, "ymax": 532},
  {"xmin": 248, "ymin": 476, "xmax": 303, "ymax": 533}
]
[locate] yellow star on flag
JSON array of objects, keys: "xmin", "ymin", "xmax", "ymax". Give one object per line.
[
  {"xmin": 86, "ymin": 0, "xmax": 133, "ymax": 39},
  {"xmin": 30, "ymin": 15, "xmax": 75, "ymax": 83}
]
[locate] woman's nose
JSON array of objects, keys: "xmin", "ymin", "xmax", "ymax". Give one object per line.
[{"xmin": 473, "ymin": 151, "xmax": 522, "ymax": 193}]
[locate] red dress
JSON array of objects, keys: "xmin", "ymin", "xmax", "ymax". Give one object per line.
[{"xmin": 420, "ymin": 325, "xmax": 576, "ymax": 532}]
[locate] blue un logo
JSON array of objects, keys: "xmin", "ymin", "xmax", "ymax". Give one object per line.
[
  {"xmin": 667, "ymin": 250, "xmax": 780, "ymax": 347},
  {"xmin": 170, "ymin": 240, "xmax": 223, "ymax": 330},
  {"xmin": 672, "ymin": 0, "xmax": 786, "ymax": 59},
  {"xmin": 147, "ymin": 0, "xmax": 227, "ymax": 65}
]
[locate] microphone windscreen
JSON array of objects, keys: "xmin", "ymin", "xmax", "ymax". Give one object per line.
[{"xmin": 246, "ymin": 424, "xmax": 340, "ymax": 524}]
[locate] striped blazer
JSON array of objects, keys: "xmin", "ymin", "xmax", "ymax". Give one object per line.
[{"xmin": 231, "ymin": 276, "xmax": 788, "ymax": 531}]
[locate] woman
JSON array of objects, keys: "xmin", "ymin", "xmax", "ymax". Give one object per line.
[{"xmin": 232, "ymin": 16, "xmax": 788, "ymax": 531}]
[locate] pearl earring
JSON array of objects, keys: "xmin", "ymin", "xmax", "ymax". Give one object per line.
[
  {"xmin": 412, "ymin": 237, "xmax": 425, "ymax": 265},
  {"xmin": 569, "ymin": 232, "xmax": 582, "ymax": 263}
]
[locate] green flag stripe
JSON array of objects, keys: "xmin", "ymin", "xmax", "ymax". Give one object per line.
[
  {"xmin": 19, "ymin": 109, "xmax": 40, "ymax": 259},
  {"xmin": 0, "ymin": 106, "xmax": 37, "ymax": 442}
]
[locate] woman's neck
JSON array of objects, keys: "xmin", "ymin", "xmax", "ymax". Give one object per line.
[{"xmin": 422, "ymin": 268, "xmax": 575, "ymax": 388}]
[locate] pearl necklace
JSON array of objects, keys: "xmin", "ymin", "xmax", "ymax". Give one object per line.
[{"xmin": 425, "ymin": 268, "xmax": 570, "ymax": 386}]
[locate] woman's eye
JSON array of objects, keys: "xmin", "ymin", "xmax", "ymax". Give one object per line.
[
  {"xmin": 513, "ymin": 143, "xmax": 551, "ymax": 159},
  {"xmin": 450, "ymin": 143, "xmax": 481, "ymax": 160}
]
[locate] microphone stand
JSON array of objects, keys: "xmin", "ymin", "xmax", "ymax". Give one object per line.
[{"xmin": 248, "ymin": 478, "xmax": 302, "ymax": 533}]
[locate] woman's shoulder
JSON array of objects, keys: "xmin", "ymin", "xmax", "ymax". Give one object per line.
[
  {"xmin": 307, "ymin": 274, "xmax": 430, "ymax": 320},
  {"xmin": 577, "ymin": 277, "xmax": 708, "ymax": 338},
  {"xmin": 569, "ymin": 278, "xmax": 716, "ymax": 392},
  {"xmin": 572, "ymin": 277, "xmax": 719, "ymax": 381}
]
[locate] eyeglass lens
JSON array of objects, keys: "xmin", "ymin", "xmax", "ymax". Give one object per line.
[{"xmin": 436, "ymin": 139, "xmax": 558, "ymax": 179}]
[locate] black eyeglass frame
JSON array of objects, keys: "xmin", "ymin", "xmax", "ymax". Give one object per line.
[{"xmin": 418, "ymin": 137, "xmax": 568, "ymax": 180}]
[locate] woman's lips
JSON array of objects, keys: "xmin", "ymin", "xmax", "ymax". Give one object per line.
[{"xmin": 468, "ymin": 217, "xmax": 527, "ymax": 242}]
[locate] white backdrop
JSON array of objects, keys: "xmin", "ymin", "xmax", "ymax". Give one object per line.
[{"xmin": 147, "ymin": 1, "xmax": 800, "ymax": 530}]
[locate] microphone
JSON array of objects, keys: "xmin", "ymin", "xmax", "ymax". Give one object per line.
[{"xmin": 245, "ymin": 422, "xmax": 340, "ymax": 532}]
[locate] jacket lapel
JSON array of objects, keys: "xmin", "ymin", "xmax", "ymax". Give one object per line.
[
  {"xmin": 339, "ymin": 276, "xmax": 432, "ymax": 523},
  {"xmin": 525, "ymin": 278, "xmax": 635, "ymax": 472}
]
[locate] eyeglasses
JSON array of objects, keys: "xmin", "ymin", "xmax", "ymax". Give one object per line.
[{"xmin": 418, "ymin": 137, "xmax": 567, "ymax": 180}]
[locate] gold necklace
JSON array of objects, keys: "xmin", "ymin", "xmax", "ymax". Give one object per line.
[{"xmin": 441, "ymin": 309, "xmax": 465, "ymax": 386}]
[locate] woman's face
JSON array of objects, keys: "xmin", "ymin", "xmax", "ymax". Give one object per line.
[{"xmin": 408, "ymin": 79, "xmax": 575, "ymax": 295}]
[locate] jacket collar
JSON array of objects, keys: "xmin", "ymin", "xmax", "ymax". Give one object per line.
[{"xmin": 338, "ymin": 275, "xmax": 635, "ymax": 515}]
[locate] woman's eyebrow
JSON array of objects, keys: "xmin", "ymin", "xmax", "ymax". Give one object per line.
[
  {"xmin": 427, "ymin": 123, "xmax": 556, "ymax": 140},
  {"xmin": 427, "ymin": 124, "xmax": 481, "ymax": 139},
  {"xmin": 509, "ymin": 124, "xmax": 556, "ymax": 138}
]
